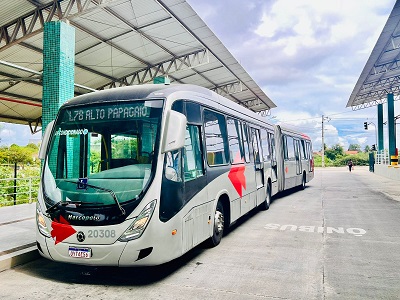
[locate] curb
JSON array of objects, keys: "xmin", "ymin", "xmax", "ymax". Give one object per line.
[{"xmin": 0, "ymin": 246, "xmax": 40, "ymax": 272}]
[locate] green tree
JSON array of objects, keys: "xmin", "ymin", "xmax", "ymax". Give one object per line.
[
  {"xmin": 0, "ymin": 144, "xmax": 34, "ymax": 165},
  {"xmin": 0, "ymin": 146, "xmax": 10, "ymax": 163},
  {"xmin": 333, "ymin": 153, "xmax": 369, "ymax": 166},
  {"xmin": 364, "ymin": 145, "xmax": 370, "ymax": 152},
  {"xmin": 325, "ymin": 144, "xmax": 344, "ymax": 161},
  {"xmin": 348, "ymin": 144, "xmax": 361, "ymax": 152}
]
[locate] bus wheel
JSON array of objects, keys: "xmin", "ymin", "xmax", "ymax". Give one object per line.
[
  {"xmin": 209, "ymin": 201, "xmax": 224, "ymax": 247},
  {"xmin": 301, "ymin": 173, "xmax": 306, "ymax": 190},
  {"xmin": 261, "ymin": 183, "xmax": 271, "ymax": 211}
]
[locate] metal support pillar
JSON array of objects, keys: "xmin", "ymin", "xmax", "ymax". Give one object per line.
[
  {"xmin": 321, "ymin": 115, "xmax": 325, "ymax": 167},
  {"xmin": 377, "ymin": 104, "xmax": 384, "ymax": 151}
]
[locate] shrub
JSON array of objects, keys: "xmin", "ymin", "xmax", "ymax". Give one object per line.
[
  {"xmin": 333, "ymin": 153, "xmax": 369, "ymax": 167},
  {"xmin": 313, "ymin": 152, "xmax": 370, "ymax": 167}
]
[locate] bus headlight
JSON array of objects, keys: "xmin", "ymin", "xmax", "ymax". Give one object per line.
[
  {"xmin": 36, "ymin": 206, "xmax": 51, "ymax": 238},
  {"xmin": 118, "ymin": 200, "xmax": 156, "ymax": 242}
]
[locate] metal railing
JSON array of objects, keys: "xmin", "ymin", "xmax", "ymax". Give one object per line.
[
  {"xmin": 375, "ymin": 149, "xmax": 390, "ymax": 165},
  {"xmin": 0, "ymin": 177, "xmax": 40, "ymax": 206}
]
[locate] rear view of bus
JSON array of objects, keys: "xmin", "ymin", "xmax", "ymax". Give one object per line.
[{"xmin": 36, "ymin": 86, "xmax": 186, "ymax": 266}]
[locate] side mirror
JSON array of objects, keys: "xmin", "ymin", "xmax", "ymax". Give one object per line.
[
  {"xmin": 38, "ymin": 120, "xmax": 55, "ymax": 160},
  {"xmin": 165, "ymin": 166, "xmax": 178, "ymax": 181},
  {"xmin": 161, "ymin": 110, "xmax": 187, "ymax": 153}
]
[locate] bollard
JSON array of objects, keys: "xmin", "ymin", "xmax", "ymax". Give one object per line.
[{"xmin": 391, "ymin": 155, "xmax": 398, "ymax": 166}]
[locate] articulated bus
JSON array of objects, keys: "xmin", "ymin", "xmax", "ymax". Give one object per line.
[{"xmin": 36, "ymin": 84, "xmax": 314, "ymax": 266}]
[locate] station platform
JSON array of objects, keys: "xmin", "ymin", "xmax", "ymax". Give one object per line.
[
  {"xmin": 0, "ymin": 203, "xmax": 39, "ymax": 272},
  {"xmin": 374, "ymin": 163, "xmax": 400, "ymax": 180}
]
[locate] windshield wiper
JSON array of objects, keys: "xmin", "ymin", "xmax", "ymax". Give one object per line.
[
  {"xmin": 45, "ymin": 199, "xmax": 103, "ymax": 214},
  {"xmin": 46, "ymin": 200, "xmax": 66, "ymax": 214},
  {"xmin": 59, "ymin": 180, "xmax": 126, "ymax": 216}
]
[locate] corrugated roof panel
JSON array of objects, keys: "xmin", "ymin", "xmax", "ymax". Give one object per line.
[
  {"xmin": 1, "ymin": 53, "xmax": 42, "ymax": 75},
  {"xmin": 75, "ymin": 38, "xmax": 101, "ymax": 56},
  {"xmin": 144, "ymin": 26, "xmax": 198, "ymax": 53},
  {"xmin": 0, "ymin": 101, "xmax": 19, "ymax": 118},
  {"xmin": 74, "ymin": 14, "xmax": 129, "ymax": 41},
  {"xmin": 22, "ymin": 32, "xmax": 44, "ymax": 52},
  {"xmin": 109, "ymin": 0, "xmax": 170, "ymax": 28},
  {"xmin": 76, "ymin": 43, "xmax": 146, "ymax": 75},
  {"xmin": 6, "ymin": 82, "xmax": 42, "ymax": 99},
  {"xmin": 111, "ymin": 32, "xmax": 159, "ymax": 60},
  {"xmin": 347, "ymin": 1, "xmax": 400, "ymax": 108},
  {"xmin": 0, "ymin": 0, "xmax": 275, "ymax": 125},
  {"xmin": 167, "ymin": 1, "xmax": 196, "ymax": 19},
  {"xmin": 0, "ymin": 0, "xmax": 36, "ymax": 27},
  {"xmin": 378, "ymin": 51, "xmax": 398, "ymax": 65},
  {"xmin": 0, "ymin": 64, "xmax": 28, "ymax": 79},
  {"xmin": 0, "ymin": 100, "xmax": 41, "ymax": 123},
  {"xmin": 75, "ymin": 68, "xmax": 111, "ymax": 89}
]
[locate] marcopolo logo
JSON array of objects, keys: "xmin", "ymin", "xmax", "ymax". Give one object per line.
[
  {"xmin": 264, "ymin": 223, "xmax": 367, "ymax": 237},
  {"xmin": 55, "ymin": 128, "xmax": 88, "ymax": 136},
  {"xmin": 68, "ymin": 215, "xmax": 101, "ymax": 222}
]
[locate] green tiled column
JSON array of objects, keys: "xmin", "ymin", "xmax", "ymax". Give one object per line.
[
  {"xmin": 42, "ymin": 21, "xmax": 75, "ymax": 130},
  {"xmin": 377, "ymin": 104, "xmax": 384, "ymax": 151},
  {"xmin": 387, "ymin": 93, "xmax": 396, "ymax": 157},
  {"xmin": 42, "ymin": 21, "xmax": 76, "ymax": 175}
]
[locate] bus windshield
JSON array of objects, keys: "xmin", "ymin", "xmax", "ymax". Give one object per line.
[{"xmin": 42, "ymin": 99, "xmax": 163, "ymax": 208}]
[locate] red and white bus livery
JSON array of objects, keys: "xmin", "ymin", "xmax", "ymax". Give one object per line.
[{"xmin": 36, "ymin": 84, "xmax": 314, "ymax": 266}]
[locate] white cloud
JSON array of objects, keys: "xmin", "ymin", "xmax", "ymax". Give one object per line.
[
  {"xmin": 4, "ymin": 1, "xmax": 397, "ymax": 151},
  {"xmin": 0, "ymin": 128, "xmax": 15, "ymax": 137},
  {"xmin": 0, "ymin": 123, "xmax": 40, "ymax": 146}
]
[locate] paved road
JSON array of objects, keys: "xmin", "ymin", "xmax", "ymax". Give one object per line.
[{"xmin": 0, "ymin": 167, "xmax": 399, "ymax": 299}]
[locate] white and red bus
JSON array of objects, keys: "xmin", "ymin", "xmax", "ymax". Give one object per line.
[{"xmin": 36, "ymin": 84, "xmax": 314, "ymax": 266}]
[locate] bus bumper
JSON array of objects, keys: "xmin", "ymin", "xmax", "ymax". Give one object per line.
[{"xmin": 36, "ymin": 236, "xmax": 174, "ymax": 267}]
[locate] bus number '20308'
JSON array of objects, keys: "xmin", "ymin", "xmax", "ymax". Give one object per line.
[{"xmin": 88, "ymin": 230, "xmax": 116, "ymax": 238}]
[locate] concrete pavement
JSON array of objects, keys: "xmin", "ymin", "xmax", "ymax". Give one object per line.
[
  {"xmin": 1, "ymin": 166, "xmax": 400, "ymax": 299},
  {"xmin": 0, "ymin": 203, "xmax": 39, "ymax": 272},
  {"xmin": 1, "ymin": 165, "xmax": 400, "ymax": 273}
]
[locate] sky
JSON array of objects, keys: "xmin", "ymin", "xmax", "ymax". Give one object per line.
[
  {"xmin": 0, "ymin": 0, "xmax": 398, "ymax": 151},
  {"xmin": 185, "ymin": 0, "xmax": 397, "ymax": 151}
]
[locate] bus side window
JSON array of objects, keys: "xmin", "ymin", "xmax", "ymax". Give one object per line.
[
  {"xmin": 250, "ymin": 127, "xmax": 262, "ymax": 164},
  {"xmin": 294, "ymin": 139, "xmax": 300, "ymax": 160},
  {"xmin": 183, "ymin": 125, "xmax": 204, "ymax": 181},
  {"xmin": 164, "ymin": 125, "xmax": 205, "ymax": 182},
  {"xmin": 204, "ymin": 109, "xmax": 229, "ymax": 166},
  {"xmin": 285, "ymin": 136, "xmax": 295, "ymax": 161},
  {"xmin": 185, "ymin": 102, "xmax": 201, "ymax": 124},
  {"xmin": 283, "ymin": 135, "xmax": 288, "ymax": 160},
  {"xmin": 306, "ymin": 141, "xmax": 312, "ymax": 159},
  {"xmin": 301, "ymin": 140, "xmax": 307, "ymax": 160},
  {"xmin": 269, "ymin": 132, "xmax": 276, "ymax": 163},
  {"xmin": 242, "ymin": 123, "xmax": 250, "ymax": 163},
  {"xmin": 227, "ymin": 117, "xmax": 245, "ymax": 163},
  {"xmin": 260, "ymin": 128, "xmax": 271, "ymax": 162}
]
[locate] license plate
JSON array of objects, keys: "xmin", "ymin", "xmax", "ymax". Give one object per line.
[{"xmin": 68, "ymin": 247, "xmax": 92, "ymax": 259}]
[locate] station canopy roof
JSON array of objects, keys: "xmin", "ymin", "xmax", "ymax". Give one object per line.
[
  {"xmin": 347, "ymin": 0, "xmax": 400, "ymax": 110},
  {"xmin": 0, "ymin": 0, "xmax": 275, "ymax": 132}
]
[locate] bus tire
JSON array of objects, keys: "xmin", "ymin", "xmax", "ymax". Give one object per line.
[
  {"xmin": 260, "ymin": 182, "xmax": 271, "ymax": 211},
  {"xmin": 301, "ymin": 173, "xmax": 306, "ymax": 190},
  {"xmin": 208, "ymin": 200, "xmax": 224, "ymax": 247}
]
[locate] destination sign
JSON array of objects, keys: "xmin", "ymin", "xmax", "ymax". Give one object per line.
[{"xmin": 62, "ymin": 102, "xmax": 150, "ymax": 123}]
